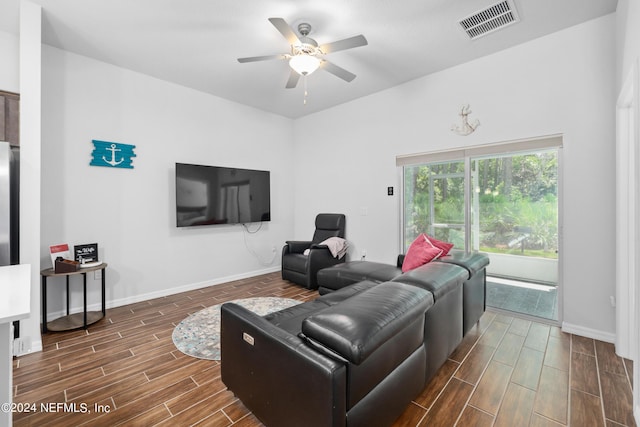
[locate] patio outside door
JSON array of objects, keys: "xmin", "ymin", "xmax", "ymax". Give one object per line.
[
  {"xmin": 402, "ymin": 146, "xmax": 560, "ymax": 322},
  {"xmin": 471, "ymin": 150, "xmax": 559, "ymax": 321}
]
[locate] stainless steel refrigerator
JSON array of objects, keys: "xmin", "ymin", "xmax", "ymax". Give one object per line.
[
  {"xmin": 0, "ymin": 141, "xmax": 20, "ymax": 338},
  {"xmin": 0, "ymin": 141, "xmax": 18, "ymax": 266}
]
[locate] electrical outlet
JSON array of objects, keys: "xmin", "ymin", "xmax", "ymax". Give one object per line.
[
  {"xmin": 94, "ymin": 269, "xmax": 102, "ymax": 280},
  {"xmin": 361, "ymin": 250, "xmax": 367, "ymax": 260}
]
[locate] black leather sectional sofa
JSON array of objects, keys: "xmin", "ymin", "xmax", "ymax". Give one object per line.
[
  {"xmin": 318, "ymin": 251, "xmax": 490, "ymax": 336},
  {"xmin": 220, "ymin": 251, "xmax": 489, "ymax": 427}
]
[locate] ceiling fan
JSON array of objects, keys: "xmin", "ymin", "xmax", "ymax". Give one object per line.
[{"xmin": 237, "ymin": 17, "xmax": 368, "ymax": 89}]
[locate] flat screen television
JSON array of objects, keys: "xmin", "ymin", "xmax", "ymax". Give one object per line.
[{"xmin": 175, "ymin": 163, "xmax": 271, "ymax": 227}]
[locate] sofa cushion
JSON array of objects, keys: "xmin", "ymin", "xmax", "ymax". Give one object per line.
[
  {"xmin": 393, "ymin": 262, "xmax": 467, "ymax": 301},
  {"xmin": 402, "ymin": 234, "xmax": 443, "ymax": 272},
  {"xmin": 264, "ymin": 299, "xmax": 331, "ymax": 334},
  {"xmin": 264, "ymin": 281, "xmax": 381, "ymax": 334},
  {"xmin": 301, "ymin": 282, "xmax": 433, "ymax": 365},
  {"xmin": 317, "ymin": 261, "xmax": 402, "ymax": 293},
  {"xmin": 312, "ymin": 213, "xmax": 346, "ymax": 244},
  {"xmin": 437, "ymin": 250, "xmax": 490, "ymax": 277},
  {"xmin": 317, "ymin": 280, "xmax": 379, "ymax": 305}
]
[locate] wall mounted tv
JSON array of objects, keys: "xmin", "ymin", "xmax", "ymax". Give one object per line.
[{"xmin": 175, "ymin": 163, "xmax": 271, "ymax": 227}]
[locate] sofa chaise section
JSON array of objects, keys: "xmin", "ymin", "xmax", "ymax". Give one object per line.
[
  {"xmin": 389, "ymin": 261, "xmax": 467, "ymax": 380},
  {"xmin": 317, "ymin": 250, "xmax": 490, "ymax": 338},
  {"xmin": 434, "ymin": 251, "xmax": 489, "ymax": 335},
  {"xmin": 220, "ymin": 282, "xmax": 433, "ymax": 427}
]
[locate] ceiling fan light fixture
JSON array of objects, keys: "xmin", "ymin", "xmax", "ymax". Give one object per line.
[{"xmin": 289, "ymin": 54, "xmax": 320, "ymax": 76}]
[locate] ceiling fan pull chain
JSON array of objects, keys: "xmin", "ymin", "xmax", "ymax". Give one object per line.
[{"xmin": 303, "ymin": 75, "xmax": 308, "ymax": 105}]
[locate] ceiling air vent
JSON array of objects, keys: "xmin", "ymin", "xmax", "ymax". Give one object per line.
[{"xmin": 458, "ymin": 0, "xmax": 520, "ymax": 40}]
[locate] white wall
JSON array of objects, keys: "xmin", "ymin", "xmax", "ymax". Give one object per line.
[
  {"xmin": 614, "ymin": 0, "xmax": 640, "ymax": 419},
  {"xmin": 616, "ymin": 0, "xmax": 640, "ymax": 92},
  {"xmin": 293, "ymin": 15, "xmax": 617, "ymax": 339},
  {"xmin": 40, "ymin": 46, "xmax": 295, "ymax": 315},
  {"xmin": 0, "ymin": 30, "xmax": 19, "ymax": 93},
  {"xmin": 18, "ymin": 0, "xmax": 42, "ymax": 355}
]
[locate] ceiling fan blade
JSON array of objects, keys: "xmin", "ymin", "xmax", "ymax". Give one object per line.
[
  {"xmin": 268, "ymin": 17, "xmax": 300, "ymax": 45},
  {"xmin": 285, "ymin": 70, "xmax": 300, "ymax": 89},
  {"xmin": 237, "ymin": 54, "xmax": 287, "ymax": 63},
  {"xmin": 319, "ymin": 35, "xmax": 368, "ymax": 54},
  {"xmin": 320, "ymin": 60, "xmax": 356, "ymax": 82}
]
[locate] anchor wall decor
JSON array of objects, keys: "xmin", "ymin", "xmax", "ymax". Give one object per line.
[
  {"xmin": 451, "ymin": 104, "xmax": 480, "ymax": 136},
  {"xmin": 90, "ymin": 140, "xmax": 136, "ymax": 169}
]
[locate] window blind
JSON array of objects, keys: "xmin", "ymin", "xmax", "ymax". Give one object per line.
[{"xmin": 395, "ymin": 135, "xmax": 563, "ymax": 167}]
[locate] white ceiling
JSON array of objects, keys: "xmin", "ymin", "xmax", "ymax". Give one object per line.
[{"xmin": 0, "ymin": 0, "xmax": 618, "ymax": 119}]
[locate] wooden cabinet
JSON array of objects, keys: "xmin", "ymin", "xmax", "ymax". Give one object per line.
[{"xmin": 0, "ymin": 91, "xmax": 19, "ymax": 146}]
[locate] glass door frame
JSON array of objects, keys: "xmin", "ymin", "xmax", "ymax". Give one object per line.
[
  {"xmin": 397, "ymin": 136, "xmax": 564, "ymax": 324},
  {"xmin": 429, "ymin": 166, "xmax": 466, "ymax": 241}
]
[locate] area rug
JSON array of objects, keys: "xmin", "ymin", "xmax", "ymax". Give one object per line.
[{"xmin": 172, "ymin": 297, "xmax": 301, "ymax": 361}]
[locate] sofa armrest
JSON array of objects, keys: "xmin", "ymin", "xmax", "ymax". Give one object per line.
[
  {"xmin": 220, "ymin": 303, "xmax": 347, "ymax": 427},
  {"xmin": 310, "ymin": 243, "xmax": 347, "ymax": 260},
  {"xmin": 284, "ymin": 240, "xmax": 312, "ymax": 254},
  {"xmin": 302, "ymin": 282, "xmax": 433, "ymax": 364}
]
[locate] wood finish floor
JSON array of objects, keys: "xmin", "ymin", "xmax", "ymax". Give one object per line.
[{"xmin": 12, "ymin": 272, "xmax": 636, "ymax": 426}]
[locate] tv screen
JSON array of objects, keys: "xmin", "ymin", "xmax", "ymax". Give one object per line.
[{"xmin": 175, "ymin": 163, "xmax": 271, "ymax": 227}]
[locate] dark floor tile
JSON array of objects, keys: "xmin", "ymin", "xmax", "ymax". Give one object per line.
[
  {"xmin": 571, "ymin": 389, "xmax": 604, "ymax": 426},
  {"xmin": 572, "ymin": 335, "xmax": 595, "ymax": 356},
  {"xmin": 571, "ymin": 352, "xmax": 600, "ymax": 396},
  {"xmin": 600, "ymin": 371, "xmax": 635, "ymax": 426}
]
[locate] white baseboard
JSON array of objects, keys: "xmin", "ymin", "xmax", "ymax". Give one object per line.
[
  {"xmin": 13, "ymin": 336, "xmax": 42, "ymax": 358},
  {"xmin": 561, "ymin": 321, "xmax": 616, "ymax": 343},
  {"xmin": 45, "ymin": 266, "xmax": 282, "ymax": 320}
]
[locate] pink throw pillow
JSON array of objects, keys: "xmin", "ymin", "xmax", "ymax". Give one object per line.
[
  {"xmin": 425, "ymin": 234, "xmax": 454, "ymax": 257},
  {"xmin": 402, "ymin": 234, "xmax": 443, "ymax": 272}
]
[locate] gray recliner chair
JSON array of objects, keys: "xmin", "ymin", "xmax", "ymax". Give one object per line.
[{"xmin": 281, "ymin": 213, "xmax": 346, "ymax": 289}]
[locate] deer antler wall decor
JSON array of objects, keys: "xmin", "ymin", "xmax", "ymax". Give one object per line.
[{"xmin": 451, "ymin": 104, "xmax": 480, "ymax": 136}]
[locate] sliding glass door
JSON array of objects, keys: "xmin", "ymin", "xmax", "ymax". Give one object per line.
[
  {"xmin": 470, "ymin": 151, "xmax": 559, "ymax": 321},
  {"xmin": 401, "ymin": 142, "xmax": 560, "ymax": 322},
  {"xmin": 403, "ymin": 161, "xmax": 466, "ymax": 248},
  {"xmin": 470, "ymin": 152, "xmax": 558, "ymax": 278}
]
